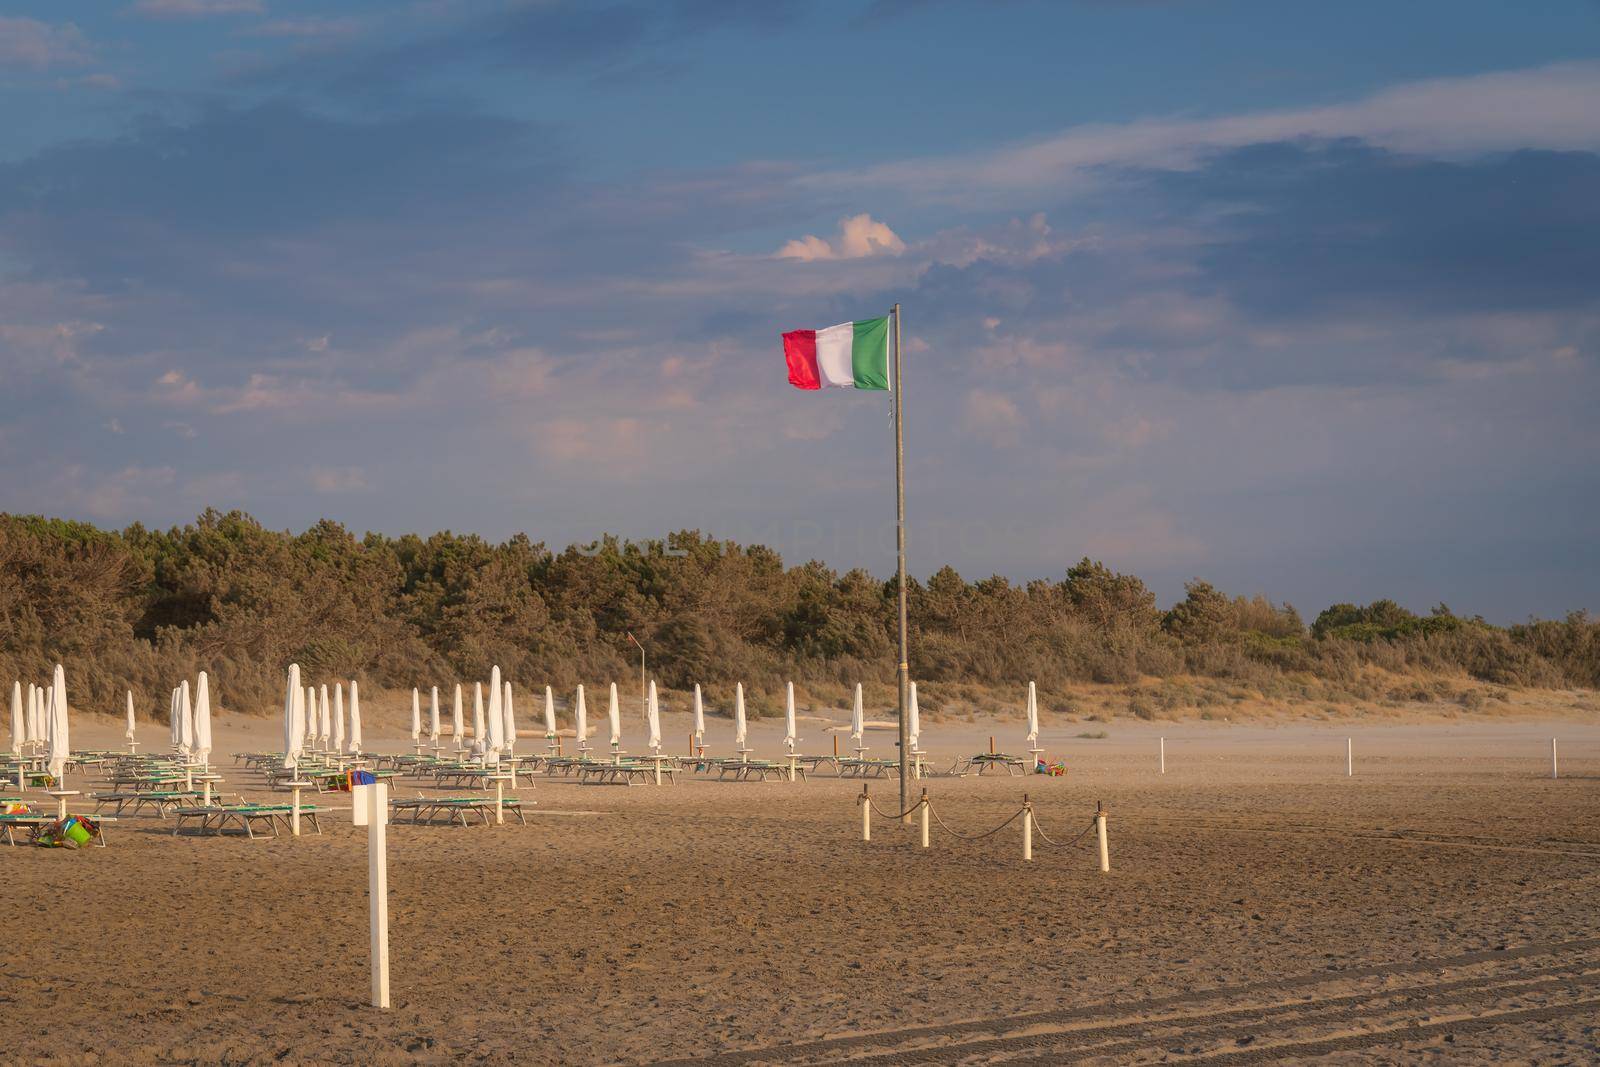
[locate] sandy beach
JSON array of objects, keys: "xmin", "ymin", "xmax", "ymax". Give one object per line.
[{"xmin": 5, "ymin": 707, "xmax": 1599, "ymax": 1065}]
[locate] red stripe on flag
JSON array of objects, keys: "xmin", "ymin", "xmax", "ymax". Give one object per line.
[{"xmin": 783, "ymin": 329, "xmax": 821, "ymax": 390}]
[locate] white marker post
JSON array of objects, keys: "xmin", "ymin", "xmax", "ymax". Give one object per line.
[
  {"xmin": 1021, "ymin": 794, "xmax": 1033, "ymax": 862},
  {"xmin": 861, "ymin": 786, "xmax": 871, "ymax": 842},
  {"xmin": 1096, "ymin": 801, "xmax": 1109, "ymax": 873},
  {"xmin": 352, "ymin": 781, "xmax": 391, "ymax": 1009},
  {"xmin": 1159, "ymin": 737, "xmax": 1165, "ymax": 775},
  {"xmin": 1551, "ymin": 737, "xmax": 1558, "ymax": 780},
  {"xmin": 1346, "ymin": 737, "xmax": 1353, "ymax": 777},
  {"xmin": 919, "ymin": 789, "xmax": 930, "ymax": 849}
]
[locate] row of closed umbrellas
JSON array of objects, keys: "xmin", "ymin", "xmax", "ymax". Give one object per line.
[{"xmin": 7, "ymin": 664, "xmax": 70, "ymax": 780}]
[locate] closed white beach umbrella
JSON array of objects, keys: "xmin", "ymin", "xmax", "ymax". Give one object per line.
[
  {"xmin": 472, "ymin": 682, "xmax": 486, "ymax": 756},
  {"xmin": 318, "ymin": 684, "xmax": 331, "ymax": 745},
  {"xmin": 452, "ymin": 684, "xmax": 464, "ymax": 752},
  {"xmin": 304, "ymin": 686, "xmax": 318, "ymax": 748},
  {"xmin": 850, "ymin": 683, "xmax": 864, "ymax": 746},
  {"xmin": 543, "ymin": 686, "xmax": 556, "ymax": 740},
  {"xmin": 692, "ymin": 684, "xmax": 705, "ymax": 744},
  {"xmin": 1025, "ymin": 680, "xmax": 1039, "ymax": 746},
  {"xmin": 908, "ymin": 681, "xmax": 920, "ymax": 751},
  {"xmin": 429, "ymin": 686, "xmax": 441, "ymax": 745},
  {"xmin": 502, "ymin": 681, "xmax": 516, "ymax": 758},
  {"xmin": 193, "ymin": 671, "xmax": 213, "ymax": 766},
  {"xmin": 783, "ymin": 682, "xmax": 797, "ymax": 754},
  {"xmin": 47, "ymin": 663, "xmax": 68, "ymax": 783},
  {"xmin": 347, "ymin": 680, "xmax": 362, "ymax": 754},
  {"xmin": 332, "ymin": 683, "xmax": 346, "ymax": 753},
  {"xmin": 178, "ymin": 680, "xmax": 194, "ymax": 757},
  {"xmin": 125, "ymin": 690, "xmax": 136, "ymax": 743},
  {"xmin": 9, "ymin": 681, "xmax": 21, "ymax": 754},
  {"xmin": 168, "ymin": 688, "xmax": 179, "ymax": 750},
  {"xmin": 607, "ymin": 683, "xmax": 621, "ymax": 748},
  {"xmin": 283, "ymin": 663, "xmax": 303, "ymax": 770},
  {"xmin": 35, "ymin": 684, "xmax": 48, "ymax": 746},
  {"xmin": 484, "ymin": 670, "xmax": 503, "ymax": 765},
  {"xmin": 734, "ymin": 682, "xmax": 747, "ymax": 751},
  {"xmin": 23, "ymin": 683, "xmax": 34, "ymax": 745},
  {"xmin": 410, "ymin": 688, "xmax": 421, "ymax": 744},
  {"xmin": 646, "ymin": 680, "xmax": 661, "ymax": 753},
  {"xmin": 574, "ymin": 684, "xmax": 588, "ymax": 746}
]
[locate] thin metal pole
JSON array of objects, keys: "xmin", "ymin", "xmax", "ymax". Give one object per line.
[{"xmin": 892, "ymin": 303, "xmax": 910, "ymax": 822}]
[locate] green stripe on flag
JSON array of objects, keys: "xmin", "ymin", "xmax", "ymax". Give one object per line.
[{"xmin": 851, "ymin": 317, "xmax": 889, "ymax": 390}]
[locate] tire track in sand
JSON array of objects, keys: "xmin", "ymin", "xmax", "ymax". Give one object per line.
[{"xmin": 656, "ymin": 938, "xmax": 1600, "ymax": 1065}]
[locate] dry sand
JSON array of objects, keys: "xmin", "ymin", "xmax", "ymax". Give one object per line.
[{"xmin": 5, "ymin": 708, "xmax": 1599, "ymax": 1064}]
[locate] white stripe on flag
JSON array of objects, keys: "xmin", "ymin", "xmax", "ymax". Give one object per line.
[{"xmin": 814, "ymin": 322, "xmax": 855, "ymax": 388}]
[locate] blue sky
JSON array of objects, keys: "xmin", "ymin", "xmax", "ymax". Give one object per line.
[{"xmin": 1, "ymin": 0, "xmax": 1597, "ymax": 622}]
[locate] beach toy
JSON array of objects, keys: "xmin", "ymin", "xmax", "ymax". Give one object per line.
[
  {"xmin": 62, "ymin": 816, "xmax": 92, "ymax": 847},
  {"xmin": 336, "ymin": 769, "xmax": 377, "ymax": 791}
]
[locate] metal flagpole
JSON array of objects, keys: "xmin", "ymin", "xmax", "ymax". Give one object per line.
[{"xmin": 892, "ymin": 303, "xmax": 910, "ymax": 822}]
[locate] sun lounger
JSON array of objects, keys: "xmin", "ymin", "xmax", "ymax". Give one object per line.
[
  {"xmin": 839, "ymin": 758, "xmax": 897, "ymax": 778},
  {"xmin": 950, "ymin": 753, "xmax": 1028, "ymax": 776},
  {"xmin": 576, "ymin": 761, "xmax": 676, "ymax": 786},
  {"xmin": 389, "ymin": 796, "xmax": 526, "ymax": 826},
  {"xmin": 92, "ymin": 790, "xmax": 206, "ymax": 817},
  {"xmin": 172, "ymin": 802, "xmax": 326, "ymax": 839},
  {"xmin": 716, "ymin": 759, "xmax": 789, "ymax": 782}
]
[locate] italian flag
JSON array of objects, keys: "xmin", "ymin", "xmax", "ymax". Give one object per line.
[{"xmin": 782, "ymin": 317, "xmax": 890, "ymax": 391}]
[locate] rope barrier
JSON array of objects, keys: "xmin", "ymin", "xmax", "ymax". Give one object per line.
[
  {"xmin": 926, "ymin": 802, "xmax": 1025, "ymax": 841},
  {"xmin": 861, "ymin": 790, "xmax": 1094, "ymax": 847},
  {"xmin": 863, "ymin": 797, "xmax": 924, "ymax": 822},
  {"xmin": 1031, "ymin": 813, "xmax": 1096, "ymax": 849}
]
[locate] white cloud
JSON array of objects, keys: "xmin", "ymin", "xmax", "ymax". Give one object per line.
[
  {"xmin": 777, "ymin": 213, "xmax": 906, "ymax": 261},
  {"xmin": 309, "ymin": 466, "xmax": 371, "ymax": 493},
  {"xmin": 961, "ymin": 389, "xmax": 1024, "ymax": 448},
  {"xmin": 244, "ymin": 16, "xmax": 366, "ymax": 39},
  {"xmin": 129, "ymin": 0, "xmax": 262, "ymax": 18},
  {"xmin": 0, "ymin": 18, "xmax": 91, "ymax": 69},
  {"xmin": 808, "ymin": 62, "xmax": 1600, "ymax": 203}
]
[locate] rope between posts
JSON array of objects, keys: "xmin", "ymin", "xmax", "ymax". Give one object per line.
[
  {"xmin": 926, "ymin": 801, "xmax": 1025, "ymax": 841},
  {"xmin": 863, "ymin": 796, "xmax": 924, "ymax": 822},
  {"xmin": 862, "ymin": 790, "xmax": 1103, "ymax": 849},
  {"xmin": 1032, "ymin": 814, "xmax": 1097, "ymax": 849}
]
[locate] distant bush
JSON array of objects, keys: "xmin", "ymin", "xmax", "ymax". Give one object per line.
[{"xmin": 1, "ymin": 512, "xmax": 1595, "ymax": 716}]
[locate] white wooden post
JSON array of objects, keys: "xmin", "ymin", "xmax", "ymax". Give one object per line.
[
  {"xmin": 1159, "ymin": 737, "xmax": 1165, "ymax": 774},
  {"xmin": 1022, "ymin": 794, "xmax": 1033, "ymax": 862},
  {"xmin": 861, "ymin": 787, "xmax": 871, "ymax": 842},
  {"xmin": 353, "ymin": 782, "xmax": 390, "ymax": 1009},
  {"xmin": 1346, "ymin": 737, "xmax": 1353, "ymax": 777},
  {"xmin": 1096, "ymin": 802, "xmax": 1109, "ymax": 872},
  {"xmin": 919, "ymin": 789, "xmax": 929, "ymax": 849},
  {"xmin": 1551, "ymin": 737, "xmax": 1558, "ymax": 779}
]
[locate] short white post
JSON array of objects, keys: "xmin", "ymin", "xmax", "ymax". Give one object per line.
[
  {"xmin": 1022, "ymin": 794, "xmax": 1033, "ymax": 862},
  {"xmin": 291, "ymin": 783, "xmax": 303, "ymax": 836},
  {"xmin": 1551, "ymin": 737, "xmax": 1558, "ymax": 780},
  {"xmin": 919, "ymin": 789, "xmax": 930, "ymax": 849},
  {"xmin": 1096, "ymin": 801, "xmax": 1109, "ymax": 872},
  {"xmin": 861, "ymin": 786, "xmax": 871, "ymax": 842},
  {"xmin": 354, "ymin": 781, "xmax": 391, "ymax": 1010},
  {"xmin": 1159, "ymin": 737, "xmax": 1165, "ymax": 774},
  {"xmin": 1346, "ymin": 737, "xmax": 1353, "ymax": 777},
  {"xmin": 494, "ymin": 776, "xmax": 506, "ymax": 825}
]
